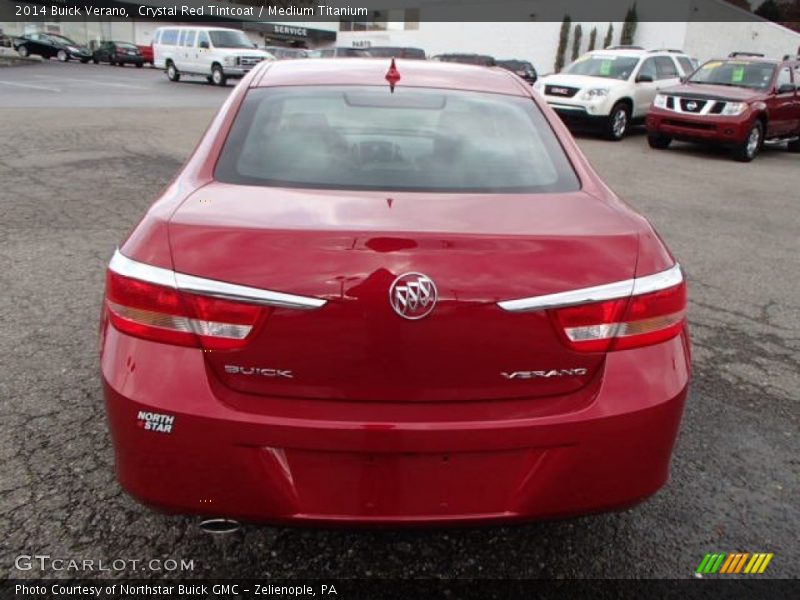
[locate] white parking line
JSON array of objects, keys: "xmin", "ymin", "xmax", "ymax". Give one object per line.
[
  {"xmin": 0, "ymin": 80, "xmax": 62, "ymax": 92},
  {"xmin": 32, "ymin": 75, "xmax": 147, "ymax": 89}
]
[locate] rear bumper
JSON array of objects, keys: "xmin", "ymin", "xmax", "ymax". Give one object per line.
[
  {"xmin": 101, "ymin": 326, "xmax": 691, "ymax": 525},
  {"xmin": 114, "ymin": 56, "xmax": 144, "ymax": 65},
  {"xmin": 646, "ymin": 109, "xmax": 751, "ymax": 144},
  {"xmin": 549, "ymin": 104, "xmax": 609, "ymax": 130},
  {"xmin": 223, "ymin": 66, "xmax": 259, "ymax": 78}
]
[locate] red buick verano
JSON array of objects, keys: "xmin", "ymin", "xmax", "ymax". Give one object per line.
[{"xmin": 100, "ymin": 59, "xmax": 691, "ymax": 525}]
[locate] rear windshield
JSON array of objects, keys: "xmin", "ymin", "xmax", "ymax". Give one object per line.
[
  {"xmin": 688, "ymin": 60, "xmax": 776, "ymax": 89},
  {"xmin": 215, "ymin": 86, "xmax": 579, "ymax": 193},
  {"xmin": 564, "ymin": 55, "xmax": 640, "ymax": 80}
]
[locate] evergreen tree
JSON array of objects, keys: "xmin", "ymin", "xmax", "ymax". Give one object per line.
[
  {"xmin": 555, "ymin": 15, "xmax": 571, "ymax": 72},
  {"xmin": 588, "ymin": 26, "xmax": 598, "ymax": 52},
  {"xmin": 603, "ymin": 23, "xmax": 614, "ymax": 49},
  {"xmin": 755, "ymin": 0, "xmax": 783, "ymax": 21},
  {"xmin": 572, "ymin": 24, "xmax": 583, "ymax": 61},
  {"xmin": 620, "ymin": 3, "xmax": 638, "ymax": 46}
]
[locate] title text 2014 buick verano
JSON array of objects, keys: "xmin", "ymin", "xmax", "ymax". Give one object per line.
[{"xmin": 100, "ymin": 59, "xmax": 691, "ymax": 525}]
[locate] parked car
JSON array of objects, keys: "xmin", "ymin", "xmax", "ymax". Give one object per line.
[
  {"xmin": 366, "ymin": 46, "xmax": 426, "ymax": 60},
  {"xmin": 137, "ymin": 44, "xmax": 154, "ymax": 66},
  {"xmin": 263, "ymin": 46, "xmax": 308, "ymax": 60},
  {"xmin": 306, "ymin": 47, "xmax": 371, "ymax": 58},
  {"xmin": 432, "ymin": 53, "xmax": 496, "ymax": 66},
  {"xmin": 497, "ymin": 59, "xmax": 538, "ymax": 85},
  {"xmin": 647, "ymin": 54, "xmax": 800, "ymax": 161},
  {"xmin": 93, "ymin": 41, "xmax": 144, "ymax": 67},
  {"xmin": 13, "ymin": 33, "xmax": 92, "ymax": 63},
  {"xmin": 153, "ymin": 26, "xmax": 272, "ymax": 86},
  {"xmin": 535, "ymin": 48, "xmax": 697, "ymax": 140},
  {"xmin": 101, "ymin": 58, "xmax": 690, "ymax": 526}
]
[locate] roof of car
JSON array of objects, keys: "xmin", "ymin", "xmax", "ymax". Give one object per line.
[
  {"xmin": 708, "ymin": 56, "xmax": 780, "ymax": 64},
  {"xmin": 588, "ymin": 49, "xmax": 649, "ymax": 57},
  {"xmin": 252, "ymin": 58, "xmax": 529, "ymax": 96}
]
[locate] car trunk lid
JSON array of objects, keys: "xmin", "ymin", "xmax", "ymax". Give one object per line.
[{"xmin": 167, "ymin": 183, "xmax": 640, "ymax": 402}]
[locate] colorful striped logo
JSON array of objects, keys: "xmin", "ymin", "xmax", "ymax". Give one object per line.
[{"xmin": 696, "ymin": 552, "xmax": 774, "ymax": 574}]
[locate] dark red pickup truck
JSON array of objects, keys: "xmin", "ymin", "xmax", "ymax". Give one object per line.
[{"xmin": 646, "ymin": 54, "xmax": 800, "ymax": 161}]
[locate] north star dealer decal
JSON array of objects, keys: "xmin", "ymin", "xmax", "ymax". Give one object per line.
[{"xmin": 137, "ymin": 411, "xmax": 174, "ymax": 434}]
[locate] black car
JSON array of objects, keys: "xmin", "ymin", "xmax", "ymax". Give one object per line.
[
  {"xmin": 14, "ymin": 33, "xmax": 92, "ymax": 63},
  {"xmin": 92, "ymin": 41, "xmax": 144, "ymax": 67},
  {"xmin": 431, "ymin": 53, "xmax": 496, "ymax": 66},
  {"xmin": 367, "ymin": 47, "xmax": 426, "ymax": 60},
  {"xmin": 497, "ymin": 59, "xmax": 538, "ymax": 85},
  {"xmin": 263, "ymin": 46, "xmax": 308, "ymax": 60},
  {"xmin": 307, "ymin": 47, "xmax": 371, "ymax": 58}
]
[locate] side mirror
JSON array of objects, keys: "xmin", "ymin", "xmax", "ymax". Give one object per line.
[
  {"xmin": 199, "ymin": 41, "xmax": 209, "ymax": 49},
  {"xmin": 776, "ymin": 83, "xmax": 795, "ymax": 94},
  {"xmin": 636, "ymin": 74, "xmax": 654, "ymax": 83}
]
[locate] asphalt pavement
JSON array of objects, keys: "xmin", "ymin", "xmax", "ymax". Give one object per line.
[{"xmin": 0, "ymin": 60, "xmax": 798, "ymax": 580}]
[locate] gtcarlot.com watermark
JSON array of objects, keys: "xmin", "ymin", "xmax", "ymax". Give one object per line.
[{"xmin": 15, "ymin": 554, "xmax": 194, "ymax": 573}]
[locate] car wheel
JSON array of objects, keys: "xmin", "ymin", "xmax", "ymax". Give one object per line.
[
  {"xmin": 166, "ymin": 61, "xmax": 180, "ymax": 82},
  {"xmin": 211, "ymin": 65, "xmax": 227, "ymax": 86},
  {"xmin": 734, "ymin": 121, "xmax": 763, "ymax": 162},
  {"xmin": 17, "ymin": 45, "xmax": 29, "ymax": 58},
  {"xmin": 605, "ymin": 103, "xmax": 630, "ymax": 141},
  {"xmin": 787, "ymin": 138, "xmax": 800, "ymax": 153},
  {"xmin": 117, "ymin": 62, "xmax": 125, "ymax": 67},
  {"xmin": 80, "ymin": 58, "xmax": 89, "ymax": 64},
  {"xmin": 647, "ymin": 133, "xmax": 672, "ymax": 149},
  {"xmin": 57, "ymin": 49, "xmax": 69, "ymax": 62}
]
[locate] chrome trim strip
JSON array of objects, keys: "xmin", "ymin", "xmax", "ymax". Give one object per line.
[
  {"xmin": 175, "ymin": 272, "xmax": 326, "ymax": 310},
  {"xmin": 108, "ymin": 249, "xmax": 177, "ymax": 288},
  {"xmin": 108, "ymin": 249, "xmax": 326, "ymax": 310},
  {"xmin": 497, "ymin": 264, "xmax": 682, "ymax": 312},
  {"xmin": 632, "ymin": 264, "xmax": 683, "ymax": 296}
]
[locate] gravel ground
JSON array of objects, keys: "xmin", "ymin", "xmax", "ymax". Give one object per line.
[{"xmin": 0, "ymin": 65, "xmax": 798, "ymax": 580}]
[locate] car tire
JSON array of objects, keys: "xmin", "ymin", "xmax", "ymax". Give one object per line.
[
  {"xmin": 57, "ymin": 49, "xmax": 69, "ymax": 62},
  {"xmin": 605, "ymin": 103, "xmax": 630, "ymax": 141},
  {"xmin": 92, "ymin": 57, "xmax": 99, "ymax": 64},
  {"xmin": 211, "ymin": 65, "xmax": 227, "ymax": 86},
  {"xmin": 108, "ymin": 59, "xmax": 115, "ymax": 66},
  {"xmin": 80, "ymin": 58, "xmax": 89, "ymax": 64},
  {"xmin": 787, "ymin": 138, "xmax": 800, "ymax": 153},
  {"xmin": 647, "ymin": 133, "xmax": 672, "ymax": 149},
  {"xmin": 136, "ymin": 63, "xmax": 143, "ymax": 69},
  {"xmin": 166, "ymin": 61, "xmax": 180, "ymax": 82},
  {"xmin": 117, "ymin": 62, "xmax": 124, "ymax": 67},
  {"xmin": 17, "ymin": 45, "xmax": 29, "ymax": 58},
  {"xmin": 733, "ymin": 121, "xmax": 763, "ymax": 162}
]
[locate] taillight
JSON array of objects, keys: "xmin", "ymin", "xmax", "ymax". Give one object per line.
[
  {"xmin": 551, "ymin": 278, "xmax": 687, "ymax": 353},
  {"xmin": 105, "ymin": 270, "xmax": 266, "ymax": 350}
]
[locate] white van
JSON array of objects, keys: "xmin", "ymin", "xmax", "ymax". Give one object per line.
[{"xmin": 153, "ymin": 26, "xmax": 273, "ymax": 86}]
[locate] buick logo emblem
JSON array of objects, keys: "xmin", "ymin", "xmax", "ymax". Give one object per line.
[{"xmin": 389, "ymin": 272, "xmax": 438, "ymax": 320}]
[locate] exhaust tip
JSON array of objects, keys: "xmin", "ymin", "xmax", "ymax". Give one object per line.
[{"xmin": 198, "ymin": 518, "xmax": 241, "ymax": 534}]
